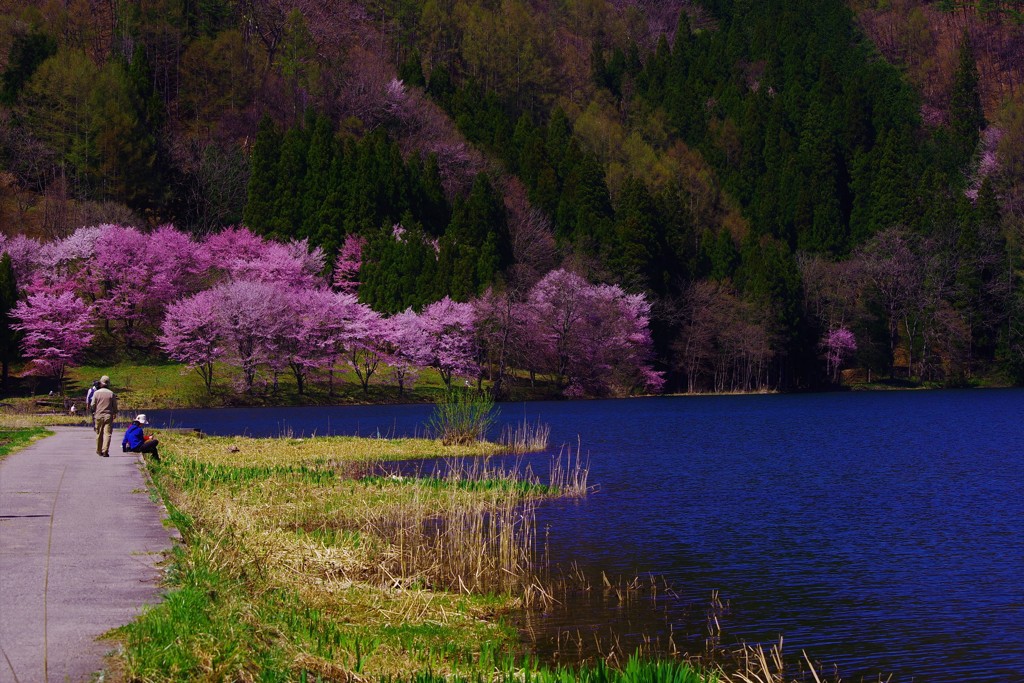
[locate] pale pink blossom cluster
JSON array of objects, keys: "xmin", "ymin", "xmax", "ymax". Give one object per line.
[
  {"xmin": 821, "ymin": 326, "xmax": 857, "ymax": 381},
  {"xmin": 965, "ymin": 126, "xmax": 1004, "ymax": 201}
]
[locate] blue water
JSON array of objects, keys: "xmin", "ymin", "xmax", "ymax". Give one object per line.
[{"xmin": 147, "ymin": 390, "xmax": 1024, "ymax": 682}]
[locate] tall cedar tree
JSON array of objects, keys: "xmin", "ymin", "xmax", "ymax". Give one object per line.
[
  {"xmin": 243, "ymin": 115, "xmax": 282, "ymax": 235},
  {"xmin": 949, "ymin": 33, "xmax": 986, "ymax": 170}
]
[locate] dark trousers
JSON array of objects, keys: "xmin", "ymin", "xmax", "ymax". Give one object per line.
[{"xmin": 132, "ymin": 439, "xmax": 159, "ymax": 458}]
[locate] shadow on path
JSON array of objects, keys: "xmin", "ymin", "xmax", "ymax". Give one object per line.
[{"xmin": 0, "ymin": 426, "xmax": 176, "ymax": 683}]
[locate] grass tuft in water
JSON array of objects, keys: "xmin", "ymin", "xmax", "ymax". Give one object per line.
[
  {"xmin": 499, "ymin": 417, "xmax": 551, "ymax": 454},
  {"xmin": 428, "ymin": 388, "xmax": 497, "ymax": 445}
]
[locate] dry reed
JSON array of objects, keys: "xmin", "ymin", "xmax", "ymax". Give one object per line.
[
  {"xmin": 499, "ymin": 417, "xmax": 551, "ymax": 454},
  {"xmin": 713, "ymin": 637, "xmax": 892, "ymax": 683}
]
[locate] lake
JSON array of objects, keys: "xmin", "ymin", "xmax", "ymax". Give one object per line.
[{"xmin": 147, "ymin": 390, "xmax": 1024, "ymax": 682}]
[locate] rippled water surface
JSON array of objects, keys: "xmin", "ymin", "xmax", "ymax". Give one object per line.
[{"xmin": 149, "ymin": 390, "xmax": 1024, "ymax": 682}]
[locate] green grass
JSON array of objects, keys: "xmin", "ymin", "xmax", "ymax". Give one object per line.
[
  {"xmin": 0, "ymin": 426, "xmax": 49, "ymax": 462},
  {"xmin": 114, "ymin": 431, "xmax": 545, "ymax": 679},
  {"xmin": 58, "ymin": 360, "xmax": 565, "ymax": 411},
  {"xmin": 66, "ymin": 361, "xmax": 490, "ymax": 410},
  {"xmin": 360, "ymin": 474, "xmax": 554, "ymax": 496},
  {"xmin": 387, "ymin": 657, "xmax": 713, "ymax": 682}
]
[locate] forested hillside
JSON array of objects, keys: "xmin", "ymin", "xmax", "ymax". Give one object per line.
[{"xmin": 1, "ymin": 0, "xmax": 1023, "ymax": 395}]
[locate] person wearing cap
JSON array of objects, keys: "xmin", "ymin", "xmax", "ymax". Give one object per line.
[
  {"xmin": 89, "ymin": 375, "xmax": 117, "ymax": 457},
  {"xmin": 85, "ymin": 380, "xmax": 100, "ymax": 428},
  {"xmin": 122, "ymin": 414, "xmax": 159, "ymax": 460}
]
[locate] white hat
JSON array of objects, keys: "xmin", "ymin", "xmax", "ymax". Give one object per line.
[{"xmin": 135, "ymin": 414, "xmax": 149, "ymax": 425}]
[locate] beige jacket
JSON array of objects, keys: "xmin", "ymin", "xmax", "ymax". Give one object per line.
[{"xmin": 90, "ymin": 387, "xmax": 117, "ymax": 419}]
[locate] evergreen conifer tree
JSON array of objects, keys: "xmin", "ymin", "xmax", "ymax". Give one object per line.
[
  {"xmin": 273, "ymin": 123, "xmax": 310, "ymax": 238},
  {"xmin": 949, "ymin": 33, "xmax": 985, "ymax": 169},
  {"xmin": 0, "ymin": 29, "xmax": 56, "ymax": 104},
  {"xmin": 244, "ymin": 116, "xmax": 282, "ymax": 234},
  {"xmin": 301, "ymin": 114, "xmax": 336, "ymax": 243}
]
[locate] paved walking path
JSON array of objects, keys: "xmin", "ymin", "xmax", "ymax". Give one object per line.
[{"xmin": 0, "ymin": 426, "xmax": 177, "ymax": 683}]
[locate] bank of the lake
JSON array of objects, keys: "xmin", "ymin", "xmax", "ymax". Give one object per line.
[
  {"xmin": 13, "ymin": 359, "xmax": 1006, "ymax": 418},
  {"xmin": 52, "ymin": 361, "xmax": 563, "ymax": 413}
]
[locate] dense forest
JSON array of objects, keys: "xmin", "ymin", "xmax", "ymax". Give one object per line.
[{"xmin": 1, "ymin": 0, "xmax": 1023, "ymax": 395}]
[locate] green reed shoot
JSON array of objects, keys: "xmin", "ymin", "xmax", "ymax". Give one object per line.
[{"xmin": 428, "ymin": 387, "xmax": 497, "ymax": 445}]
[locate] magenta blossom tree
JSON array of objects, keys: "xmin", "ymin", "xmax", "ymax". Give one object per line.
[
  {"xmin": 2, "ymin": 234, "xmax": 43, "ymax": 285},
  {"xmin": 527, "ymin": 269, "xmax": 663, "ymax": 397},
  {"xmin": 472, "ymin": 287, "xmax": 529, "ymax": 398},
  {"xmin": 202, "ymin": 226, "xmax": 271, "ymax": 269},
  {"xmin": 417, "ymin": 297, "xmax": 477, "ymax": 387},
  {"xmin": 11, "ymin": 290, "xmax": 94, "ymax": 390},
  {"xmin": 333, "ymin": 234, "xmax": 365, "ymax": 294},
  {"xmin": 145, "ymin": 224, "xmax": 211, "ymax": 302},
  {"xmin": 206, "ymin": 280, "xmax": 291, "ymax": 392},
  {"xmin": 822, "ymin": 326, "xmax": 857, "ymax": 382},
  {"xmin": 345, "ymin": 306, "xmax": 386, "ymax": 395},
  {"xmin": 277, "ymin": 288, "xmax": 376, "ymax": 395},
  {"xmin": 228, "ymin": 238, "xmax": 327, "ymax": 289},
  {"xmin": 83, "ymin": 225, "xmax": 208, "ymax": 351},
  {"xmin": 160, "ymin": 289, "xmax": 223, "ymax": 393},
  {"xmin": 381, "ymin": 309, "xmax": 425, "ymax": 395}
]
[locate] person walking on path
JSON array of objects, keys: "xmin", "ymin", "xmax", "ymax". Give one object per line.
[
  {"xmin": 84, "ymin": 380, "xmax": 99, "ymax": 428},
  {"xmin": 0, "ymin": 426, "xmax": 177, "ymax": 682},
  {"xmin": 89, "ymin": 375, "xmax": 117, "ymax": 457},
  {"xmin": 122, "ymin": 414, "xmax": 159, "ymax": 460}
]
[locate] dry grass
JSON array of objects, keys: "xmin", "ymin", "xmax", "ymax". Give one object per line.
[
  {"xmin": 118, "ymin": 430, "xmax": 590, "ymax": 679},
  {"xmin": 499, "ymin": 417, "xmax": 551, "ymax": 454},
  {"xmin": 0, "ymin": 398, "xmax": 92, "ymax": 428},
  {"xmin": 714, "ymin": 637, "xmax": 891, "ymax": 683}
]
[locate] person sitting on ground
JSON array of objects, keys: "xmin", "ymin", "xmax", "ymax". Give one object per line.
[{"xmin": 122, "ymin": 414, "xmax": 159, "ymax": 460}]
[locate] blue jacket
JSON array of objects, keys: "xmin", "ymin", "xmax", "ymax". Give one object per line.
[{"xmin": 122, "ymin": 423, "xmax": 146, "ymax": 451}]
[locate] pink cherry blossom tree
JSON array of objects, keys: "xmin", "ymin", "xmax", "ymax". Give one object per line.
[
  {"xmin": 417, "ymin": 297, "xmax": 477, "ymax": 387},
  {"xmin": 276, "ymin": 288, "xmax": 375, "ymax": 395},
  {"xmin": 822, "ymin": 326, "xmax": 857, "ymax": 383},
  {"xmin": 332, "ymin": 234, "xmax": 365, "ymax": 294},
  {"xmin": 38, "ymin": 226, "xmax": 105, "ymax": 271},
  {"xmin": 381, "ymin": 308, "xmax": 424, "ymax": 396},
  {"xmin": 145, "ymin": 224, "xmax": 211, "ymax": 302},
  {"xmin": 472, "ymin": 287, "xmax": 529, "ymax": 399},
  {"xmin": 346, "ymin": 306, "xmax": 386, "ymax": 395},
  {"xmin": 202, "ymin": 226, "xmax": 270, "ymax": 268},
  {"xmin": 2, "ymin": 234, "xmax": 43, "ymax": 285},
  {"xmin": 526, "ymin": 269, "xmax": 663, "ymax": 397},
  {"xmin": 206, "ymin": 279, "xmax": 291, "ymax": 392},
  {"xmin": 84, "ymin": 225, "xmax": 207, "ymax": 351},
  {"xmin": 10, "ymin": 290, "xmax": 94, "ymax": 391},
  {"xmin": 160, "ymin": 289, "xmax": 223, "ymax": 393},
  {"xmin": 227, "ymin": 238, "xmax": 327, "ymax": 289}
]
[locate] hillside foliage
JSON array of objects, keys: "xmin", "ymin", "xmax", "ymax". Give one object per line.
[{"xmin": 1, "ymin": 0, "xmax": 1024, "ymax": 393}]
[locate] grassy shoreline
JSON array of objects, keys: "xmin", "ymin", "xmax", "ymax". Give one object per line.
[
  {"xmin": 113, "ymin": 431, "xmax": 594, "ymax": 680},
  {"xmin": 4, "ymin": 359, "xmax": 998, "ymax": 423}
]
